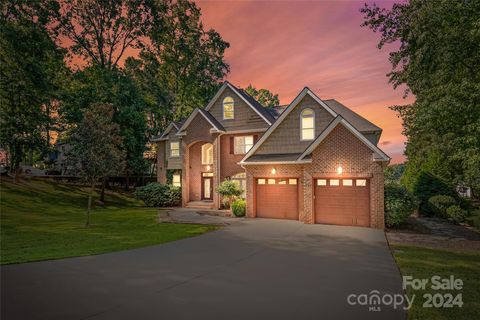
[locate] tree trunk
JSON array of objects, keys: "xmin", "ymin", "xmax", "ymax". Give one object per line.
[
  {"xmin": 86, "ymin": 181, "xmax": 95, "ymax": 227},
  {"xmin": 100, "ymin": 177, "xmax": 107, "ymax": 203}
]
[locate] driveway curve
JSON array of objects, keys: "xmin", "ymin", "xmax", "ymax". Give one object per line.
[{"xmin": 1, "ymin": 218, "xmax": 404, "ymax": 320}]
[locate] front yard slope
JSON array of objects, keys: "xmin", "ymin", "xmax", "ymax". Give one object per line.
[{"xmin": 0, "ymin": 178, "xmax": 216, "ymax": 264}]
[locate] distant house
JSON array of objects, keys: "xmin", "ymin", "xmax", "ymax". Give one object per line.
[{"xmin": 153, "ymin": 82, "xmax": 390, "ymax": 228}]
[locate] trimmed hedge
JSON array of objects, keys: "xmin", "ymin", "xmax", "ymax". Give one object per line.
[
  {"xmin": 384, "ymin": 183, "xmax": 417, "ymax": 227},
  {"xmin": 428, "ymin": 195, "xmax": 457, "ymax": 218},
  {"xmin": 231, "ymin": 199, "xmax": 246, "ymax": 217},
  {"xmin": 134, "ymin": 183, "xmax": 181, "ymax": 207},
  {"xmin": 445, "ymin": 205, "xmax": 467, "ymax": 224}
]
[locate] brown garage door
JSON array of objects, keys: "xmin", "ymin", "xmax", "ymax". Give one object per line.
[
  {"xmin": 314, "ymin": 178, "xmax": 370, "ymax": 227},
  {"xmin": 256, "ymin": 178, "xmax": 299, "ymax": 220}
]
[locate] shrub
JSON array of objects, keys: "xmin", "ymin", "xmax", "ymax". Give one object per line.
[
  {"xmin": 231, "ymin": 199, "xmax": 246, "ymax": 217},
  {"xmin": 411, "ymin": 171, "xmax": 455, "ymax": 215},
  {"xmin": 428, "ymin": 195, "xmax": 457, "ymax": 217},
  {"xmin": 216, "ymin": 180, "xmax": 243, "ymax": 208},
  {"xmin": 134, "ymin": 183, "xmax": 181, "ymax": 207},
  {"xmin": 384, "ymin": 183, "xmax": 417, "ymax": 228},
  {"xmin": 445, "ymin": 205, "xmax": 467, "ymax": 224}
]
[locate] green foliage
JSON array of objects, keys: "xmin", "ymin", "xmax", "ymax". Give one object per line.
[
  {"xmin": 361, "ymin": 0, "xmax": 480, "ymax": 197},
  {"xmin": 216, "ymin": 180, "xmax": 243, "ymax": 208},
  {"xmin": 134, "ymin": 183, "xmax": 181, "ymax": 207},
  {"xmin": 384, "ymin": 164, "xmax": 405, "ymax": 184},
  {"xmin": 68, "ymin": 103, "xmax": 125, "ymax": 182},
  {"xmin": 466, "ymin": 210, "xmax": 480, "ymax": 230},
  {"xmin": 445, "ymin": 205, "xmax": 468, "ymax": 224},
  {"xmin": 428, "ymin": 195, "xmax": 457, "ymax": 218},
  {"xmin": 125, "ymin": 0, "xmax": 230, "ymax": 124},
  {"xmin": 231, "ymin": 199, "xmax": 246, "ymax": 217},
  {"xmin": 62, "ymin": 67, "xmax": 148, "ymax": 175},
  {"xmin": 244, "ymin": 84, "xmax": 280, "ymax": 108},
  {"xmin": 58, "ymin": 0, "xmax": 148, "ymax": 69},
  {"xmin": 384, "ymin": 183, "xmax": 417, "ymax": 227},
  {"xmin": 411, "ymin": 171, "xmax": 455, "ymax": 215},
  {"xmin": 0, "ymin": 1, "xmax": 67, "ymax": 172}
]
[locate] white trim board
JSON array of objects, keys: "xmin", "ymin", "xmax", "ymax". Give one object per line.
[
  {"xmin": 176, "ymin": 108, "xmax": 224, "ymax": 135},
  {"xmin": 240, "ymin": 87, "xmax": 338, "ymax": 163},
  {"xmin": 298, "ymin": 116, "xmax": 390, "ymax": 162},
  {"xmin": 205, "ymin": 81, "xmax": 272, "ymax": 125}
]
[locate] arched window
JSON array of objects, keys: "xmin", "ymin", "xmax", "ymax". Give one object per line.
[
  {"xmin": 223, "ymin": 96, "xmax": 234, "ymax": 119},
  {"xmin": 300, "ymin": 108, "xmax": 315, "ymax": 140},
  {"xmin": 201, "ymin": 143, "xmax": 213, "ymax": 165}
]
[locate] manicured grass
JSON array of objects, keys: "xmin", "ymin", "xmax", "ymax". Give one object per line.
[
  {"xmin": 0, "ymin": 178, "xmax": 217, "ymax": 265},
  {"xmin": 392, "ymin": 244, "xmax": 480, "ymax": 320}
]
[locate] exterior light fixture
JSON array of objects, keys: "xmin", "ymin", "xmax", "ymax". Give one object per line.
[
  {"xmin": 337, "ymin": 166, "xmax": 343, "ymax": 175},
  {"xmin": 206, "ymin": 165, "xmax": 211, "ymax": 171},
  {"xmin": 271, "ymin": 168, "xmax": 277, "ymax": 175}
]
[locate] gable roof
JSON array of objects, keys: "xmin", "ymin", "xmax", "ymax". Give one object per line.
[
  {"xmin": 240, "ymin": 87, "xmax": 337, "ymax": 163},
  {"xmin": 176, "ymin": 108, "xmax": 225, "ymax": 135},
  {"xmin": 205, "ymin": 81, "xmax": 274, "ymax": 125},
  {"xmin": 323, "ymin": 99, "xmax": 381, "ymax": 132},
  {"xmin": 298, "ymin": 116, "xmax": 390, "ymax": 162}
]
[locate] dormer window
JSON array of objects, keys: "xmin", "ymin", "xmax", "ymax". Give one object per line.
[
  {"xmin": 223, "ymin": 96, "xmax": 234, "ymax": 119},
  {"xmin": 301, "ymin": 108, "xmax": 315, "ymax": 140}
]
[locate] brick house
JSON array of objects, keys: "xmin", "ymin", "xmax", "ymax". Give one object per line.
[{"xmin": 153, "ymin": 82, "xmax": 390, "ymax": 228}]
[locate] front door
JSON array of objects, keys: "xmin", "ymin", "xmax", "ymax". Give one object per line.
[{"xmin": 201, "ymin": 176, "xmax": 213, "ymax": 200}]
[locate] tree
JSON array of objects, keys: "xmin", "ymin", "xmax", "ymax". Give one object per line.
[
  {"xmin": 361, "ymin": 0, "xmax": 480, "ymax": 196},
  {"xmin": 57, "ymin": 0, "xmax": 149, "ymax": 69},
  {"xmin": 127, "ymin": 0, "xmax": 230, "ymax": 126},
  {"xmin": 68, "ymin": 103, "xmax": 125, "ymax": 226},
  {"xmin": 61, "ymin": 66, "xmax": 148, "ymax": 190},
  {"xmin": 216, "ymin": 180, "xmax": 243, "ymax": 211},
  {"xmin": 0, "ymin": 0, "xmax": 67, "ymax": 178},
  {"xmin": 244, "ymin": 85, "xmax": 280, "ymax": 108}
]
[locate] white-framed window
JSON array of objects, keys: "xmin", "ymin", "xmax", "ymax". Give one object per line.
[
  {"xmin": 258, "ymin": 178, "xmax": 266, "ymax": 185},
  {"xmin": 223, "ymin": 96, "xmax": 234, "ymax": 119},
  {"xmin": 289, "ymin": 179, "xmax": 298, "ymax": 185},
  {"xmin": 172, "ymin": 174, "xmax": 181, "ymax": 187},
  {"xmin": 201, "ymin": 143, "xmax": 213, "ymax": 165},
  {"xmin": 278, "ymin": 179, "xmax": 287, "ymax": 185},
  {"xmin": 317, "ymin": 179, "xmax": 327, "ymax": 186},
  {"xmin": 300, "ymin": 108, "xmax": 315, "ymax": 140},
  {"xmin": 343, "ymin": 179, "xmax": 353, "ymax": 186},
  {"xmin": 267, "ymin": 179, "xmax": 276, "ymax": 185},
  {"xmin": 356, "ymin": 179, "xmax": 367, "ymax": 187},
  {"xmin": 170, "ymin": 142, "xmax": 180, "ymax": 157},
  {"xmin": 330, "ymin": 179, "xmax": 340, "ymax": 186},
  {"xmin": 234, "ymin": 136, "xmax": 254, "ymax": 154},
  {"xmin": 231, "ymin": 172, "xmax": 246, "ymax": 198}
]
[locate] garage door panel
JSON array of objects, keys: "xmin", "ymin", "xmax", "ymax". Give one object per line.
[
  {"xmin": 314, "ymin": 179, "xmax": 370, "ymax": 227},
  {"xmin": 256, "ymin": 179, "xmax": 298, "ymax": 220}
]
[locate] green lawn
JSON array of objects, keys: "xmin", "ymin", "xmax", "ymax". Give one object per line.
[
  {"xmin": 0, "ymin": 178, "xmax": 217, "ymax": 265},
  {"xmin": 392, "ymin": 245, "xmax": 480, "ymax": 320}
]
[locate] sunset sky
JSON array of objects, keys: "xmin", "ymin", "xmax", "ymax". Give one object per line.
[{"xmin": 196, "ymin": 0, "xmax": 413, "ymax": 163}]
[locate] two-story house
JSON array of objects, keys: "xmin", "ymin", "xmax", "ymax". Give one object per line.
[{"xmin": 153, "ymin": 81, "xmax": 390, "ymax": 228}]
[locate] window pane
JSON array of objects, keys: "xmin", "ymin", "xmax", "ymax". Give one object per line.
[
  {"xmin": 244, "ymin": 136, "xmax": 254, "ymax": 152},
  {"xmin": 172, "ymin": 174, "xmax": 181, "ymax": 187},
  {"xmin": 202, "ymin": 172, "xmax": 214, "ymax": 177},
  {"xmin": 302, "ymin": 128, "xmax": 314, "ymax": 140},
  {"xmin": 201, "ymin": 144, "xmax": 213, "ymax": 164},
  {"xmin": 302, "ymin": 108, "xmax": 314, "ymax": 116},
  {"xmin": 356, "ymin": 179, "xmax": 367, "ymax": 187},
  {"xmin": 267, "ymin": 179, "xmax": 276, "ymax": 184},
  {"xmin": 343, "ymin": 179, "xmax": 353, "ymax": 186},
  {"xmin": 278, "ymin": 179, "xmax": 287, "ymax": 185},
  {"xmin": 223, "ymin": 97, "xmax": 234, "ymax": 119},
  {"xmin": 234, "ymin": 136, "xmax": 245, "ymax": 154},
  {"xmin": 330, "ymin": 179, "xmax": 340, "ymax": 186},
  {"xmin": 170, "ymin": 142, "xmax": 179, "ymax": 157},
  {"xmin": 302, "ymin": 117, "xmax": 314, "ymax": 129},
  {"xmin": 289, "ymin": 179, "xmax": 297, "ymax": 185},
  {"xmin": 317, "ymin": 179, "xmax": 327, "ymax": 186},
  {"xmin": 258, "ymin": 179, "xmax": 266, "ymax": 185}
]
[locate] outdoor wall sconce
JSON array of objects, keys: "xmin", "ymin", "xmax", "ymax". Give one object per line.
[
  {"xmin": 206, "ymin": 165, "xmax": 211, "ymax": 171},
  {"xmin": 271, "ymin": 168, "xmax": 277, "ymax": 175},
  {"xmin": 337, "ymin": 166, "xmax": 343, "ymax": 175}
]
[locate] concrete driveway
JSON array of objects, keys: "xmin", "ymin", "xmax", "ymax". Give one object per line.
[{"xmin": 1, "ymin": 219, "xmax": 405, "ymax": 320}]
